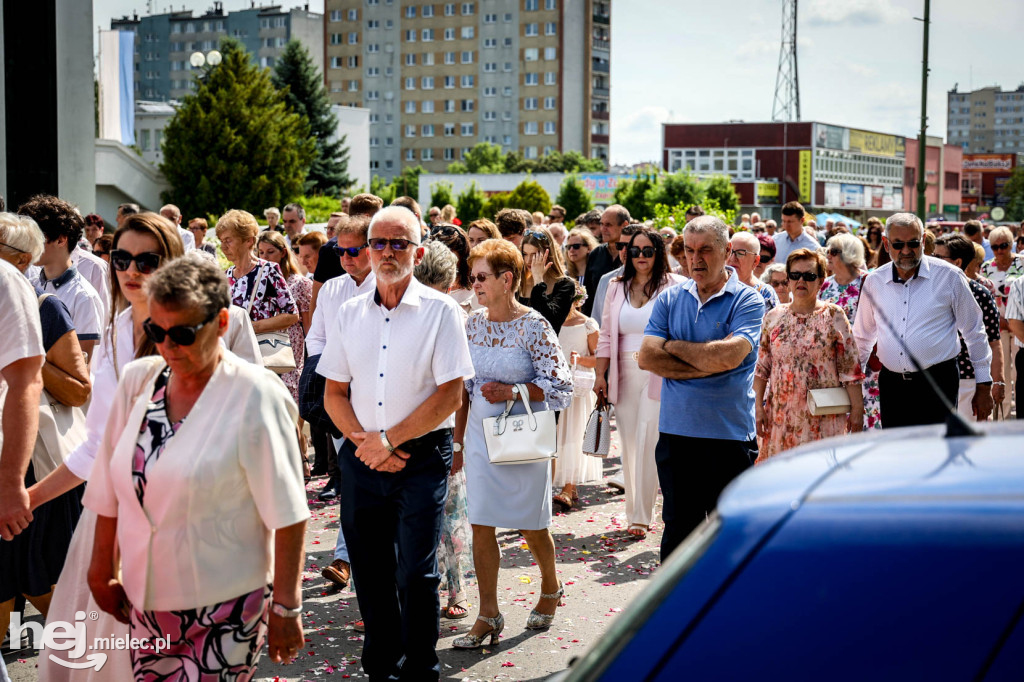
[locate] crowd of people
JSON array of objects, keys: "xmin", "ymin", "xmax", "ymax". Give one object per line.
[{"xmin": 1, "ymin": 187, "xmax": 1022, "ymax": 681}]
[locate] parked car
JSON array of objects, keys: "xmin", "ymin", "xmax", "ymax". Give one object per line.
[{"xmin": 556, "ymin": 421, "xmax": 1024, "ymax": 681}]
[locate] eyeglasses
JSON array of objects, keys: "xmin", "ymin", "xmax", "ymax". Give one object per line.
[
  {"xmin": 566, "ymin": 243, "xmax": 586, "ymax": 251},
  {"xmin": 291, "ymin": 247, "xmax": 300, "ymax": 255},
  {"xmin": 991, "ymin": 242, "xmax": 1012, "ymax": 251},
  {"xmin": 142, "ymin": 314, "xmax": 216, "ymax": 346},
  {"xmin": 469, "ymin": 271, "xmax": 508, "ymax": 284},
  {"xmin": 759, "ymin": 253, "xmax": 772, "ymax": 263},
  {"xmin": 730, "ymin": 248, "xmax": 755, "ymax": 259},
  {"xmin": 368, "ymin": 238, "xmax": 415, "ymax": 251},
  {"xmin": 770, "ymin": 278, "xmax": 789, "ymax": 288},
  {"xmin": 93, "ymin": 250, "xmax": 108, "ymax": 257},
  {"xmin": 525, "ymin": 230, "xmax": 549, "ymax": 241},
  {"xmin": 627, "ymin": 245, "xmax": 656, "ymax": 258},
  {"xmin": 615, "ymin": 241, "xmax": 630, "ymax": 250},
  {"xmin": 889, "ymin": 239, "xmax": 921, "ymax": 251},
  {"xmin": 110, "ymin": 249, "xmax": 162, "ymax": 274},
  {"xmin": 0, "ymin": 241, "xmax": 27, "ymax": 253},
  {"xmin": 788, "ymin": 271, "xmax": 820, "ymax": 282},
  {"xmin": 334, "ymin": 243, "xmax": 368, "ymax": 258}
]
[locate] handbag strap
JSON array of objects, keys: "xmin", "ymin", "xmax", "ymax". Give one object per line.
[
  {"xmin": 493, "ymin": 383, "xmax": 537, "ymax": 433},
  {"xmin": 244, "ymin": 262, "xmax": 266, "ymax": 314}
]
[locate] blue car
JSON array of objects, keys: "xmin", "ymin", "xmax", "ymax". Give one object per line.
[{"xmin": 559, "ymin": 422, "xmax": 1024, "ymax": 681}]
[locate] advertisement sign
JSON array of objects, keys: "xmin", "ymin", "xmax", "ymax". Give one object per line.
[
  {"xmin": 815, "ymin": 123, "xmax": 847, "ymax": 151},
  {"xmin": 892, "ymin": 190, "xmax": 904, "ymax": 210},
  {"xmin": 840, "ymin": 183, "xmax": 864, "ymax": 208},
  {"xmin": 756, "ymin": 182, "xmax": 780, "ymax": 204},
  {"xmin": 578, "ymin": 174, "xmax": 621, "ymax": 204},
  {"xmin": 848, "ymin": 129, "xmax": 905, "ymax": 158},
  {"xmin": 882, "ymin": 191, "xmax": 895, "ymax": 211},
  {"xmin": 798, "ymin": 150, "xmax": 812, "ymax": 203},
  {"xmin": 869, "ymin": 186, "xmax": 884, "ymax": 209},
  {"xmin": 962, "ymin": 154, "xmax": 1015, "ymax": 173},
  {"xmin": 824, "ymin": 183, "xmax": 842, "ymax": 207}
]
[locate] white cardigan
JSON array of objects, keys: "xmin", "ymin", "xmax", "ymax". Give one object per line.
[{"xmin": 83, "ymin": 351, "xmax": 310, "ymax": 611}]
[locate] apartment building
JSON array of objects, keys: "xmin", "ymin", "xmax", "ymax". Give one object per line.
[
  {"xmin": 112, "ymin": 2, "xmax": 323, "ymax": 102},
  {"xmin": 325, "ymin": 0, "xmax": 611, "ymax": 179},
  {"xmin": 948, "ymin": 85, "xmax": 1024, "ymax": 154}
]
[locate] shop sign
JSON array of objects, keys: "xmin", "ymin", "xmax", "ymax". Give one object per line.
[{"xmin": 848, "ymin": 129, "xmax": 906, "ymax": 158}]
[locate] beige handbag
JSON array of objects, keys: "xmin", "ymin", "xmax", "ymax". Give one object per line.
[
  {"xmin": 482, "ymin": 383, "xmax": 557, "ymax": 465},
  {"xmin": 807, "ymin": 387, "xmax": 852, "ymax": 416},
  {"xmin": 245, "ymin": 263, "xmax": 297, "ymax": 374}
]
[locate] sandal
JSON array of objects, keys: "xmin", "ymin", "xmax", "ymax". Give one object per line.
[
  {"xmin": 302, "ymin": 457, "xmax": 311, "ymax": 484},
  {"xmin": 442, "ymin": 599, "xmax": 470, "ymax": 620},
  {"xmin": 552, "ymin": 492, "xmax": 574, "ymax": 509},
  {"xmin": 627, "ymin": 524, "xmax": 647, "ymax": 539}
]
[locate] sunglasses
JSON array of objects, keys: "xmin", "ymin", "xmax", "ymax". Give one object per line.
[
  {"xmin": 615, "ymin": 241, "xmax": 630, "ymax": 250},
  {"xmin": 369, "ymin": 238, "xmax": 415, "ymax": 251},
  {"xmin": 334, "ymin": 243, "xmax": 368, "ymax": 257},
  {"xmin": 525, "ymin": 230, "xmax": 549, "ymax": 242},
  {"xmin": 627, "ymin": 245, "xmax": 656, "ymax": 258},
  {"xmin": 731, "ymin": 248, "xmax": 755, "ymax": 258},
  {"xmin": 110, "ymin": 249, "xmax": 162, "ymax": 274},
  {"xmin": 759, "ymin": 253, "xmax": 772, "ymax": 263},
  {"xmin": 991, "ymin": 242, "xmax": 1012, "ymax": 251},
  {"xmin": 888, "ymin": 239, "xmax": 921, "ymax": 251},
  {"xmin": 291, "ymin": 247, "xmax": 300, "ymax": 254},
  {"xmin": 143, "ymin": 314, "xmax": 216, "ymax": 346},
  {"xmin": 828, "ymin": 247, "xmax": 843, "ymax": 257},
  {"xmin": 770, "ymin": 279, "xmax": 789, "ymax": 288},
  {"xmin": 788, "ymin": 271, "xmax": 820, "ymax": 282},
  {"xmin": 431, "ymin": 225, "xmax": 460, "ymax": 238},
  {"xmin": 469, "ymin": 271, "xmax": 508, "ymax": 284}
]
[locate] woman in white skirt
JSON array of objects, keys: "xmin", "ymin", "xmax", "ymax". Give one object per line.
[
  {"xmin": 595, "ymin": 229, "xmax": 684, "ymax": 539},
  {"xmin": 553, "ymin": 282, "xmax": 602, "ymax": 510}
]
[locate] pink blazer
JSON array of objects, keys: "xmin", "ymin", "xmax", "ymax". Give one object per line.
[{"xmin": 596, "ymin": 273, "xmax": 685, "ymax": 405}]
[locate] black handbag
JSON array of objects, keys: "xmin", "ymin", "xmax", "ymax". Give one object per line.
[{"xmin": 299, "ymin": 353, "xmax": 341, "ymax": 438}]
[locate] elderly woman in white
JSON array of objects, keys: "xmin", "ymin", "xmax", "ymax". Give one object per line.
[{"xmin": 84, "ymin": 255, "xmax": 309, "ymax": 680}]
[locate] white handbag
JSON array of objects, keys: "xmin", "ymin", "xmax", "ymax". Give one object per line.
[
  {"xmin": 245, "ymin": 263, "xmax": 297, "ymax": 375},
  {"xmin": 807, "ymin": 387, "xmax": 852, "ymax": 416},
  {"xmin": 482, "ymin": 383, "xmax": 557, "ymax": 465},
  {"xmin": 571, "ymin": 356, "xmax": 595, "ymax": 398}
]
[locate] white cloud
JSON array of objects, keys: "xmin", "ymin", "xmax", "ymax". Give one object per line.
[
  {"xmin": 610, "ymin": 106, "xmax": 672, "ymax": 166},
  {"xmin": 805, "ymin": 0, "xmax": 908, "ymax": 26},
  {"xmin": 849, "ymin": 63, "xmax": 878, "ymax": 77}
]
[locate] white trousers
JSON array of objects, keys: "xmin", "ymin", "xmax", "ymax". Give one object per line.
[{"xmin": 615, "ymin": 353, "xmax": 661, "ymax": 527}]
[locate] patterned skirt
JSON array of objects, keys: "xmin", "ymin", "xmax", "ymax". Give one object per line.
[{"xmin": 129, "ymin": 584, "xmax": 271, "ymax": 682}]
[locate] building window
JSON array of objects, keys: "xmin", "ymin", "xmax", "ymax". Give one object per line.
[
  {"xmin": 422, "ymin": 100, "xmax": 435, "ymax": 113},
  {"xmin": 545, "ymin": 0, "xmax": 556, "ymax": 8},
  {"xmin": 525, "ymin": 48, "xmax": 539, "ymax": 61},
  {"xmin": 444, "ymin": 51, "xmax": 456, "ymax": 65},
  {"xmin": 462, "ymin": 51, "xmax": 474, "ymax": 63},
  {"xmin": 544, "ymin": 47, "xmax": 558, "ymax": 61},
  {"xmin": 503, "ymin": 86, "xmax": 513, "ymax": 96},
  {"xmin": 445, "ymin": 3, "xmax": 455, "ymax": 16},
  {"xmin": 503, "ymin": 110, "xmax": 512, "ymax": 120},
  {"xmin": 525, "ymin": 73, "xmax": 538, "ymax": 86},
  {"xmin": 348, "ymin": 32, "xmax": 359, "ymax": 44},
  {"xmin": 424, "ymin": 52, "xmax": 435, "ymax": 65},
  {"xmin": 544, "ymin": 96, "xmax": 556, "ymax": 109},
  {"xmin": 367, "ymin": 90, "xmax": 380, "ymax": 100},
  {"xmin": 525, "ymin": 23, "xmax": 538, "ymax": 36},
  {"xmin": 405, "ymin": 100, "xmax": 417, "ymax": 113},
  {"xmin": 370, "ymin": 137, "xmax": 379, "ymax": 147},
  {"xmin": 545, "ymin": 22, "xmax": 557, "ymax": 35},
  {"xmin": 405, "ymin": 5, "xmax": 416, "ymax": 17},
  {"xmin": 366, "ymin": 66, "xmax": 380, "ymax": 78},
  {"xmin": 444, "ymin": 148, "xmax": 455, "ymax": 160},
  {"xmin": 367, "ymin": 19, "xmax": 379, "ymax": 29},
  {"xmin": 330, "ymin": 33, "xmax": 343, "ymax": 44},
  {"xmin": 524, "ymin": 97, "xmax": 537, "ymax": 110},
  {"xmin": 347, "ymin": 80, "xmax": 359, "ymax": 92},
  {"xmin": 461, "ymin": 123, "xmax": 474, "ymax": 136},
  {"xmin": 484, "ymin": 62, "xmax": 497, "ymax": 73},
  {"xmin": 367, "ymin": 43, "xmax": 379, "ymax": 52},
  {"xmin": 504, "ymin": 37, "xmax": 513, "ymax": 47},
  {"xmin": 422, "ymin": 28, "xmax": 434, "ymax": 41},
  {"xmin": 484, "ymin": 13, "xmax": 497, "ymax": 23},
  {"xmin": 462, "ymin": 2, "xmax": 475, "ymax": 15},
  {"xmin": 544, "ymin": 121, "xmax": 556, "ymax": 135},
  {"xmin": 461, "ymin": 26, "xmax": 475, "ymax": 39},
  {"xmin": 484, "ymin": 111, "xmax": 497, "ymax": 121},
  {"xmin": 422, "ymin": 148, "xmax": 434, "ymax": 160},
  {"xmin": 444, "ymin": 27, "xmax": 455, "ymax": 40},
  {"xmin": 423, "ymin": 4, "xmax": 435, "ymax": 16},
  {"xmin": 484, "ymin": 86, "xmax": 497, "ymax": 96},
  {"xmin": 461, "ymin": 74, "xmax": 475, "ymax": 87},
  {"xmin": 545, "ymin": 72, "xmax": 556, "ymax": 85},
  {"xmin": 524, "ymin": 121, "xmax": 538, "ymax": 135},
  {"xmin": 330, "ymin": 57, "xmax": 344, "ymax": 68},
  {"xmin": 444, "ymin": 123, "xmax": 456, "ymax": 136},
  {"xmin": 524, "ymin": 146, "xmax": 538, "ymax": 159},
  {"xmin": 405, "ymin": 29, "xmax": 416, "ymax": 42},
  {"xmin": 504, "ymin": 61, "xmax": 513, "ymax": 71},
  {"xmin": 525, "ymin": 0, "xmax": 538, "ymax": 10},
  {"xmin": 405, "ymin": 124, "xmax": 416, "ymax": 137},
  {"xmin": 445, "ymin": 100, "xmax": 456, "ymax": 112},
  {"xmin": 422, "ymin": 76, "xmax": 434, "ymax": 89},
  {"xmin": 348, "ymin": 8, "xmax": 359, "ymax": 19},
  {"xmin": 444, "ymin": 75, "xmax": 456, "ymax": 88},
  {"xmin": 348, "ymin": 55, "xmax": 360, "ymax": 67},
  {"xmin": 461, "ymin": 99, "xmax": 475, "ymax": 112},
  {"xmin": 484, "ymin": 38, "xmax": 497, "ymax": 48},
  {"xmin": 406, "ymin": 149, "xmax": 415, "ymax": 161},
  {"xmin": 405, "ymin": 53, "xmax": 416, "ymax": 66},
  {"xmin": 423, "ymin": 124, "xmax": 435, "ymax": 137},
  {"xmin": 330, "ymin": 9, "xmax": 342, "ymax": 21},
  {"xmin": 404, "ymin": 77, "xmax": 415, "ymax": 90},
  {"xmin": 503, "ymin": 134, "xmax": 512, "ymax": 145}
]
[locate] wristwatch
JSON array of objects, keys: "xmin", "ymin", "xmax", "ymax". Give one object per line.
[
  {"xmin": 453, "ymin": 442, "xmax": 463, "ymax": 453},
  {"xmin": 511, "ymin": 384, "xmax": 520, "ymax": 397},
  {"xmin": 380, "ymin": 430, "xmax": 396, "ymax": 453},
  {"xmin": 271, "ymin": 602, "xmax": 302, "ymax": 618}
]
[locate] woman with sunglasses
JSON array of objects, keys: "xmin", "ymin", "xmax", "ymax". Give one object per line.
[
  {"xmin": 980, "ymin": 225, "xmax": 1024, "ymax": 419},
  {"xmin": 430, "ymin": 222, "xmax": 478, "ymax": 312},
  {"xmin": 863, "ymin": 217, "xmax": 884, "ymax": 268},
  {"xmin": 257, "ymin": 230, "xmax": 312, "ymax": 403},
  {"xmin": 819, "ymin": 234, "xmax": 881, "ymax": 430},
  {"xmin": 518, "ymin": 226, "xmax": 576, "ymax": 334},
  {"xmin": 92, "ymin": 234, "xmax": 114, "ymax": 263},
  {"xmin": 754, "ymin": 249, "xmax": 864, "ymax": 462},
  {"xmin": 83, "ymin": 254, "xmax": 309, "ymax": 680},
  {"xmin": 565, "ymin": 226, "xmax": 598, "ymax": 289},
  {"xmin": 595, "ymin": 228, "xmax": 683, "ymax": 539}
]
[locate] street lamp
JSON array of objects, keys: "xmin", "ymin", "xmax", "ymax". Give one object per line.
[{"xmin": 188, "ymin": 50, "xmax": 222, "ymax": 69}]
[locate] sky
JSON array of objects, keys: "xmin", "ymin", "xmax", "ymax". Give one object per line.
[{"xmin": 94, "ymin": 0, "xmax": 1024, "ymax": 166}]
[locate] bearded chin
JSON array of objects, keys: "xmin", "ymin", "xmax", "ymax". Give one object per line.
[{"xmin": 374, "ymin": 261, "xmax": 413, "ymax": 283}]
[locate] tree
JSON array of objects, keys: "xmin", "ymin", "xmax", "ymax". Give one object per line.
[
  {"xmin": 370, "ymin": 175, "xmax": 396, "ymax": 205},
  {"xmin": 456, "ymin": 182, "xmax": 487, "ymax": 223},
  {"xmin": 430, "ymin": 181, "xmax": 454, "ymax": 209},
  {"xmin": 507, "ymin": 179, "xmax": 552, "ymax": 215},
  {"xmin": 160, "ymin": 38, "xmax": 315, "ymax": 218},
  {"xmin": 613, "ymin": 173, "xmax": 657, "ymax": 221},
  {"xmin": 555, "ymin": 175, "xmax": 593, "ymax": 222},
  {"xmin": 483, "ymin": 192, "xmax": 513, "ymax": 220},
  {"xmin": 704, "ymin": 175, "xmax": 741, "ymax": 215},
  {"xmin": 454, "ymin": 142, "xmax": 505, "ymax": 174},
  {"xmin": 273, "ymin": 40, "xmax": 350, "ymax": 195},
  {"xmin": 646, "ymin": 170, "xmax": 705, "ymax": 211},
  {"xmin": 393, "ymin": 164, "xmax": 427, "ymax": 200},
  {"xmin": 1003, "ymin": 165, "xmax": 1024, "ymax": 221}
]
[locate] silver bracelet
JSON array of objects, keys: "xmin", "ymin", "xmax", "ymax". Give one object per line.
[{"xmin": 993, "ymin": 381, "xmax": 1006, "ymax": 386}]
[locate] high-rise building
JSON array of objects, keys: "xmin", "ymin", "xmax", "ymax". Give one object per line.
[
  {"xmin": 947, "ymin": 85, "xmax": 1024, "ymax": 154},
  {"xmin": 112, "ymin": 2, "xmax": 323, "ymax": 103},
  {"xmin": 324, "ymin": 0, "xmax": 611, "ymax": 179}
]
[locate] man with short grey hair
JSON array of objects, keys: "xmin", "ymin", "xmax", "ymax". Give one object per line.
[
  {"xmin": 320, "ymin": 205, "xmax": 474, "ymax": 680},
  {"xmin": 582, "ymin": 204, "xmax": 630, "ymax": 316},
  {"xmin": 854, "ymin": 212, "xmax": 992, "ymax": 426},
  {"xmin": 159, "ymin": 203, "xmax": 196, "ymax": 252},
  {"xmin": 282, "ymin": 202, "xmax": 307, "ymax": 247},
  {"xmin": 639, "ymin": 215, "xmax": 765, "ymax": 560},
  {"xmin": 727, "ymin": 231, "xmax": 779, "ymax": 314}
]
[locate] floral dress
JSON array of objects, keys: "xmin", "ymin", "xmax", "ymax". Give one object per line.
[
  {"xmin": 129, "ymin": 368, "xmax": 270, "ymax": 681},
  {"xmin": 282, "ymin": 273, "xmax": 313, "ymax": 402},
  {"xmin": 437, "ymin": 469, "xmax": 473, "ymax": 605},
  {"xmin": 227, "ymin": 258, "xmax": 298, "ymax": 327},
  {"xmin": 755, "ymin": 303, "xmax": 865, "ymax": 461},
  {"xmin": 818, "ymin": 274, "xmax": 882, "ymax": 430},
  {"xmin": 980, "ymin": 257, "xmax": 1024, "ymax": 315}
]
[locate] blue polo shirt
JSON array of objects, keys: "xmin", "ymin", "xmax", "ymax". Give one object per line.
[{"xmin": 644, "ymin": 268, "xmax": 764, "ymax": 442}]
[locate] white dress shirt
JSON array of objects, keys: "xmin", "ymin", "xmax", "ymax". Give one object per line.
[
  {"xmin": 305, "ymin": 271, "xmax": 377, "ymax": 357},
  {"xmin": 0, "ymin": 260, "xmax": 44, "ymax": 431},
  {"xmin": 853, "ymin": 258, "xmax": 992, "ymax": 382},
  {"xmin": 71, "ymin": 247, "xmax": 110, "ymax": 320},
  {"xmin": 31, "ymin": 266, "xmax": 104, "ymax": 343},
  {"xmin": 317, "ymin": 276, "xmax": 474, "ymax": 433},
  {"xmin": 1003, "ymin": 276, "xmax": 1024, "ymax": 349},
  {"xmin": 178, "ymin": 227, "xmax": 196, "ymax": 252}
]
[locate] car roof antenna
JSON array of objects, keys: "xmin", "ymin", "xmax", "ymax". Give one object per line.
[{"xmin": 861, "ymin": 285, "xmax": 979, "ymax": 439}]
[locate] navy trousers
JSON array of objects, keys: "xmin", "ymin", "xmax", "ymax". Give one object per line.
[{"xmin": 338, "ymin": 429, "xmax": 451, "ymax": 682}]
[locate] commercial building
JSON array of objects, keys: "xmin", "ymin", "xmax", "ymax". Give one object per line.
[
  {"xmin": 324, "ymin": 0, "xmax": 611, "ymax": 180},
  {"xmin": 111, "ymin": 3, "xmax": 323, "ymax": 102},
  {"xmin": 961, "ymin": 153, "xmax": 1024, "ymax": 215},
  {"xmin": 902, "ymin": 136, "xmax": 962, "ymax": 218},
  {"xmin": 948, "ymin": 85, "xmax": 1024, "ymax": 154}
]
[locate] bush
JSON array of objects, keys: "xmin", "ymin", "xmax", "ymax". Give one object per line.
[
  {"xmin": 430, "ymin": 181, "xmax": 454, "ymax": 211},
  {"xmin": 507, "ymin": 179, "xmax": 552, "ymax": 215},
  {"xmin": 483, "ymin": 192, "xmax": 513, "ymax": 220},
  {"xmin": 704, "ymin": 175, "xmax": 741, "ymax": 215},
  {"xmin": 555, "ymin": 175, "xmax": 593, "ymax": 223},
  {"xmin": 456, "ymin": 182, "xmax": 486, "ymax": 223}
]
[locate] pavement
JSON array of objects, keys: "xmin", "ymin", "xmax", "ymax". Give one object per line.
[{"xmin": 4, "ymin": 425, "xmax": 663, "ymax": 682}]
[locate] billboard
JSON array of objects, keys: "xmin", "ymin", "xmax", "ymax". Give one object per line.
[
  {"xmin": 840, "ymin": 183, "xmax": 864, "ymax": 207},
  {"xmin": 815, "ymin": 123, "xmax": 848, "ymax": 151},
  {"xmin": 824, "ymin": 182, "xmax": 842, "ymax": 206},
  {"xmin": 756, "ymin": 182, "xmax": 780, "ymax": 204},
  {"xmin": 798, "ymin": 150, "xmax": 812, "ymax": 203},
  {"xmin": 579, "ymin": 174, "xmax": 621, "ymax": 204},
  {"xmin": 848, "ymin": 129, "xmax": 905, "ymax": 158},
  {"xmin": 962, "ymin": 154, "xmax": 1015, "ymax": 173}
]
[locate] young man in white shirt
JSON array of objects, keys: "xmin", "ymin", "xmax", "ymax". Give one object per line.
[
  {"xmin": 20, "ymin": 195, "xmax": 105, "ymax": 362},
  {"xmin": 772, "ymin": 201, "xmax": 821, "ymax": 264},
  {"xmin": 319, "ymin": 206, "xmax": 474, "ymax": 681}
]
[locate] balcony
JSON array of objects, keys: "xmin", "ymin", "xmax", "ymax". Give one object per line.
[
  {"xmin": 593, "ymin": 13, "xmax": 610, "ymax": 25},
  {"xmin": 592, "ymin": 38, "xmax": 610, "ymax": 53},
  {"xmin": 591, "ymin": 134, "xmax": 609, "ymax": 144},
  {"xmin": 592, "ymin": 61, "xmax": 609, "ymax": 74},
  {"xmin": 592, "ymin": 110, "xmax": 609, "ymax": 120},
  {"xmin": 592, "ymin": 86, "xmax": 609, "ymax": 97}
]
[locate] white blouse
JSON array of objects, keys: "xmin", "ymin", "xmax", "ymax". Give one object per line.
[{"xmin": 82, "ymin": 352, "xmax": 310, "ymax": 611}]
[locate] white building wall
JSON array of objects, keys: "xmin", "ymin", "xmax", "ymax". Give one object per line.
[
  {"xmin": 289, "ymin": 9, "xmax": 325, "ymax": 76},
  {"xmin": 560, "ymin": 0, "xmax": 586, "ymax": 153},
  {"xmin": 56, "ymin": 0, "xmax": 97, "ymax": 210},
  {"xmin": 334, "ymin": 105, "xmax": 371, "ymax": 191}
]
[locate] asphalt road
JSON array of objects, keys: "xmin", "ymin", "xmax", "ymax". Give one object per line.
[{"xmin": 4, "ymin": 426, "xmax": 663, "ymax": 682}]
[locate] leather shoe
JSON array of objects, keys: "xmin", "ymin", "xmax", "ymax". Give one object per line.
[
  {"xmin": 322, "ymin": 559, "xmax": 350, "ymax": 588},
  {"xmin": 317, "ymin": 476, "xmax": 338, "ymax": 501}
]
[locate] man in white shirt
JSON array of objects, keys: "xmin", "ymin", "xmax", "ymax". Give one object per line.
[
  {"xmin": 319, "ymin": 206, "xmax": 473, "ymax": 681},
  {"xmin": 854, "ymin": 213, "xmax": 992, "ymax": 427},
  {"xmin": 71, "ymin": 244, "xmax": 110, "ymax": 319},
  {"xmin": 20, "ymin": 195, "xmax": 105, "ymax": 362},
  {"xmin": 0, "ymin": 258, "xmax": 45, "ymax": 541},
  {"xmin": 1002, "ymin": 275, "xmax": 1024, "ymax": 415},
  {"xmin": 772, "ymin": 201, "xmax": 821, "ymax": 264},
  {"xmin": 282, "ymin": 202, "xmax": 307, "ymax": 248},
  {"xmin": 159, "ymin": 203, "xmax": 196, "ymax": 252}
]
